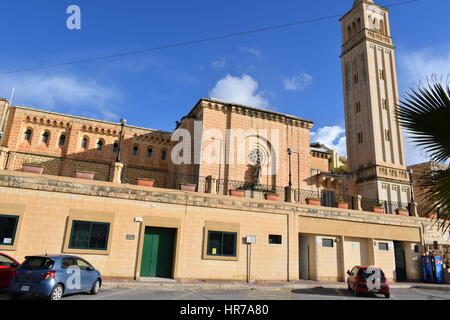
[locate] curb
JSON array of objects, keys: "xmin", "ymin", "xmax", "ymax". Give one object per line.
[
  {"xmin": 102, "ymin": 282, "xmax": 330, "ymax": 291},
  {"xmin": 102, "ymin": 281, "xmax": 450, "ymax": 292},
  {"xmin": 410, "ymin": 285, "xmax": 450, "ymax": 291}
]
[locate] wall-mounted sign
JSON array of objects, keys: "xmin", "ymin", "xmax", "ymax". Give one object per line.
[
  {"xmin": 246, "ymin": 236, "xmax": 256, "ymax": 244},
  {"xmin": 126, "ymin": 234, "xmax": 136, "ymax": 241}
]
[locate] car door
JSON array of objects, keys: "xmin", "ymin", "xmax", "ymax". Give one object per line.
[
  {"xmin": 348, "ymin": 267, "xmax": 358, "ymax": 289},
  {"xmin": 0, "ymin": 253, "xmax": 18, "ymax": 289},
  {"xmin": 60, "ymin": 257, "xmax": 79, "ymax": 294},
  {"xmin": 75, "ymin": 258, "xmax": 96, "ymax": 290}
]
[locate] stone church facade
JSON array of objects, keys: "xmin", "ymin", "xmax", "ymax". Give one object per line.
[{"xmin": 0, "ymin": 0, "xmax": 448, "ymax": 283}]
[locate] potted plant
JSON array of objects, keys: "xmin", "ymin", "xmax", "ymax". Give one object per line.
[
  {"xmin": 306, "ymin": 197, "xmax": 321, "ymax": 206},
  {"xmin": 372, "ymin": 201, "xmax": 385, "ymax": 214},
  {"xmin": 336, "ymin": 196, "xmax": 349, "ymax": 209},
  {"xmin": 229, "ymin": 188, "xmax": 245, "ymax": 197},
  {"xmin": 136, "ymin": 178, "xmax": 155, "ymax": 187},
  {"xmin": 337, "ymin": 202, "xmax": 349, "ymax": 209},
  {"xmin": 75, "ymin": 170, "xmax": 95, "ymax": 180},
  {"xmin": 425, "ymin": 212, "xmax": 437, "ymax": 219},
  {"xmin": 180, "ymin": 183, "xmax": 197, "ymax": 192},
  {"xmin": 395, "ymin": 207, "xmax": 409, "ymax": 216},
  {"xmin": 22, "ymin": 162, "xmax": 44, "ymax": 174},
  {"xmin": 264, "ymin": 191, "xmax": 280, "ymax": 201}
]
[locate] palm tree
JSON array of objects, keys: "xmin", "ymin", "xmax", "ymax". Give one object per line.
[{"xmin": 397, "ymin": 78, "xmax": 450, "ymax": 231}]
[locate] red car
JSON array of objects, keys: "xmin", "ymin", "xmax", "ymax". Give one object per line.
[
  {"xmin": 347, "ymin": 266, "xmax": 391, "ymax": 298},
  {"xmin": 0, "ymin": 252, "xmax": 20, "ymax": 290}
]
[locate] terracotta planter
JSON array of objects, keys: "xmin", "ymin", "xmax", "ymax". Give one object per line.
[
  {"xmin": 337, "ymin": 202, "xmax": 349, "ymax": 209},
  {"xmin": 22, "ymin": 164, "xmax": 44, "ymax": 174},
  {"xmin": 75, "ymin": 171, "xmax": 95, "ymax": 180},
  {"xmin": 395, "ymin": 209, "xmax": 409, "ymax": 216},
  {"xmin": 180, "ymin": 184, "xmax": 196, "ymax": 192},
  {"xmin": 372, "ymin": 207, "xmax": 384, "ymax": 214},
  {"xmin": 264, "ymin": 194, "xmax": 280, "ymax": 201},
  {"xmin": 229, "ymin": 190, "xmax": 245, "ymax": 197},
  {"xmin": 136, "ymin": 178, "xmax": 155, "ymax": 187},
  {"xmin": 425, "ymin": 212, "xmax": 437, "ymax": 219},
  {"xmin": 306, "ymin": 199, "xmax": 320, "ymax": 206}
]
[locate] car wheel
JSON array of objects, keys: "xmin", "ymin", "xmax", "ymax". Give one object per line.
[
  {"xmin": 49, "ymin": 284, "xmax": 64, "ymax": 301},
  {"xmin": 384, "ymin": 293, "xmax": 390, "ymax": 299},
  {"xmin": 90, "ymin": 279, "xmax": 101, "ymax": 295},
  {"xmin": 8, "ymin": 293, "xmax": 22, "ymax": 300}
]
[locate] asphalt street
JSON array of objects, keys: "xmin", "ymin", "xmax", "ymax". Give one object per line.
[{"xmin": 1, "ymin": 287, "xmax": 450, "ymax": 300}]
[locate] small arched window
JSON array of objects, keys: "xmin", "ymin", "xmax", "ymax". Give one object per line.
[
  {"xmin": 24, "ymin": 129, "xmax": 32, "ymax": 141},
  {"xmin": 42, "ymin": 132, "xmax": 50, "ymax": 144},
  {"xmin": 81, "ymin": 137, "xmax": 88, "ymax": 149},
  {"xmin": 132, "ymin": 145, "xmax": 139, "ymax": 156},
  {"xmin": 113, "ymin": 142, "xmax": 119, "ymax": 153},
  {"xmin": 59, "ymin": 134, "xmax": 66, "ymax": 146},
  {"xmin": 147, "ymin": 147, "xmax": 153, "ymax": 158},
  {"xmin": 97, "ymin": 140, "xmax": 104, "ymax": 151},
  {"xmin": 161, "ymin": 150, "xmax": 167, "ymax": 161}
]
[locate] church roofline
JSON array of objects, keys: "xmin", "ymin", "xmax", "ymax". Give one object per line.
[
  {"xmin": 185, "ymin": 98, "xmax": 314, "ymax": 128},
  {"xmin": 9, "ymin": 105, "xmax": 171, "ymax": 135},
  {"xmin": 339, "ymin": 1, "xmax": 390, "ymax": 22}
]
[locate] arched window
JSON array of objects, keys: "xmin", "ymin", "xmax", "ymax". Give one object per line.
[
  {"xmin": 24, "ymin": 129, "xmax": 32, "ymax": 141},
  {"xmin": 113, "ymin": 142, "xmax": 119, "ymax": 153},
  {"xmin": 161, "ymin": 150, "xmax": 167, "ymax": 161},
  {"xmin": 97, "ymin": 140, "xmax": 104, "ymax": 151},
  {"xmin": 59, "ymin": 134, "xmax": 66, "ymax": 146},
  {"xmin": 147, "ymin": 147, "xmax": 153, "ymax": 158},
  {"xmin": 132, "ymin": 145, "xmax": 139, "ymax": 156},
  {"xmin": 42, "ymin": 132, "xmax": 50, "ymax": 144},
  {"xmin": 81, "ymin": 137, "xmax": 88, "ymax": 149}
]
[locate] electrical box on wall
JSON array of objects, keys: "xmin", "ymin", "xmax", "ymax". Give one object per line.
[{"xmin": 246, "ymin": 235, "xmax": 256, "ymax": 244}]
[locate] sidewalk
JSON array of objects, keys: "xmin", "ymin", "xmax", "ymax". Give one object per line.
[{"xmin": 101, "ymin": 278, "xmax": 450, "ymax": 291}]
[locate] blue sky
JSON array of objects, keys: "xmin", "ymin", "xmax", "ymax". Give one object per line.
[{"xmin": 1, "ymin": 0, "xmax": 449, "ymax": 164}]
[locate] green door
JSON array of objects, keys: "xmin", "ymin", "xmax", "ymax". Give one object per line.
[
  {"xmin": 394, "ymin": 241, "xmax": 407, "ymax": 282},
  {"xmin": 140, "ymin": 227, "xmax": 176, "ymax": 278}
]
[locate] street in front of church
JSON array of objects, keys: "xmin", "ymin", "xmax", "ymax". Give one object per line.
[{"xmin": 2, "ymin": 286, "xmax": 450, "ymax": 301}]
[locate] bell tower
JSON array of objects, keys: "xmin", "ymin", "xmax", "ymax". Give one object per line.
[{"xmin": 340, "ymin": 0, "xmax": 411, "ymax": 205}]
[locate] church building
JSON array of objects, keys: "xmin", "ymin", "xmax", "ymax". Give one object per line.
[{"xmin": 0, "ymin": 0, "xmax": 448, "ymax": 283}]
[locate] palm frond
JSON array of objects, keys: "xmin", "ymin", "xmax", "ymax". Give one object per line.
[
  {"xmin": 397, "ymin": 79, "xmax": 450, "ymax": 231},
  {"xmin": 397, "ymin": 80, "xmax": 450, "ymax": 163}
]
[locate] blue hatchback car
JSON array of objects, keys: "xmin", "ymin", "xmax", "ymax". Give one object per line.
[{"xmin": 9, "ymin": 254, "xmax": 102, "ymax": 300}]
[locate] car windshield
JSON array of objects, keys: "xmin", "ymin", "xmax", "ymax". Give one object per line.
[
  {"xmin": 359, "ymin": 268, "xmax": 386, "ymax": 282},
  {"xmin": 21, "ymin": 257, "xmax": 55, "ymax": 270}
]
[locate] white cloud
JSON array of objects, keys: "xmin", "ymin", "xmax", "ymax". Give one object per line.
[
  {"xmin": 0, "ymin": 73, "xmax": 120, "ymax": 121},
  {"xmin": 399, "ymin": 46, "xmax": 450, "ymax": 87},
  {"xmin": 210, "ymin": 58, "xmax": 226, "ymax": 70},
  {"xmin": 283, "ymin": 73, "xmax": 313, "ymax": 91},
  {"xmin": 311, "ymin": 125, "xmax": 347, "ymax": 156},
  {"xmin": 209, "ymin": 74, "xmax": 269, "ymax": 108},
  {"xmin": 240, "ymin": 47, "xmax": 261, "ymax": 57}
]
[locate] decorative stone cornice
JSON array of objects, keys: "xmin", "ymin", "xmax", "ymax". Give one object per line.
[
  {"xmin": 311, "ymin": 151, "xmax": 331, "ymax": 159},
  {"xmin": 189, "ymin": 98, "xmax": 314, "ymax": 129},
  {"xmin": 132, "ymin": 133, "xmax": 173, "ymax": 146}
]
